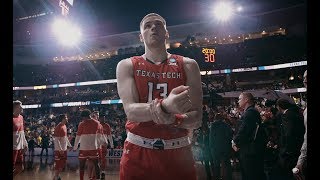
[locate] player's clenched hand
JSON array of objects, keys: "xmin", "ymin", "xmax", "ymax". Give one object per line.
[
  {"xmin": 161, "ymin": 85, "xmax": 192, "ymax": 114},
  {"xmin": 150, "ymin": 99, "xmax": 175, "ymax": 125}
]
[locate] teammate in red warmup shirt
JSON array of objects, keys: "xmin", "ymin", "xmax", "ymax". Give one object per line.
[
  {"xmin": 116, "ymin": 13, "xmax": 203, "ymax": 180},
  {"xmin": 99, "ymin": 114, "xmax": 114, "ymax": 179},
  {"xmin": 90, "ymin": 111, "xmax": 104, "ymax": 179},
  {"xmin": 13, "ymin": 100, "xmax": 28, "ymax": 174},
  {"xmin": 53, "ymin": 114, "xmax": 72, "ymax": 180},
  {"xmin": 73, "ymin": 109, "xmax": 108, "ymax": 180},
  {"xmin": 90, "ymin": 111, "xmax": 113, "ymax": 180}
]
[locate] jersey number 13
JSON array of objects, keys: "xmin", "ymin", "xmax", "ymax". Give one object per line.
[{"xmin": 147, "ymin": 82, "xmax": 168, "ymax": 102}]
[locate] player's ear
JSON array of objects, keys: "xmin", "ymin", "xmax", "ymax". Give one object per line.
[
  {"xmin": 139, "ymin": 34, "xmax": 144, "ymax": 42},
  {"xmin": 165, "ymin": 31, "xmax": 169, "ymax": 39}
]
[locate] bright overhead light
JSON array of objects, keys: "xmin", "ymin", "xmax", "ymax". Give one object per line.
[
  {"xmin": 213, "ymin": 2, "xmax": 234, "ymax": 21},
  {"xmin": 52, "ymin": 18, "xmax": 82, "ymax": 46}
]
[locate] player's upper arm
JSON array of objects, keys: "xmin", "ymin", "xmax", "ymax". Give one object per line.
[
  {"xmin": 76, "ymin": 122, "xmax": 83, "ymax": 136},
  {"xmin": 183, "ymin": 57, "xmax": 203, "ymax": 110},
  {"xmin": 116, "ymin": 58, "xmax": 139, "ymax": 112}
]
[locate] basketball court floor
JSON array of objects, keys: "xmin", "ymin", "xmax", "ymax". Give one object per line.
[{"xmin": 14, "ymin": 155, "xmax": 241, "ymax": 180}]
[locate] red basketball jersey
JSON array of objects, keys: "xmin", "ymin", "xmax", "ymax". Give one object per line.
[
  {"xmin": 126, "ymin": 54, "xmax": 189, "ymax": 139},
  {"xmin": 101, "ymin": 122, "xmax": 112, "ymax": 136}
]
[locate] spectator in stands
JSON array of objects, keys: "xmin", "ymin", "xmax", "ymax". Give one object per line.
[
  {"xmin": 27, "ymin": 133, "xmax": 36, "ymax": 157},
  {"xmin": 209, "ymin": 113, "xmax": 233, "ymax": 180},
  {"xmin": 276, "ymin": 98, "xmax": 305, "ymax": 180},
  {"xmin": 36, "ymin": 132, "xmax": 42, "ymax": 146},
  {"xmin": 40, "ymin": 131, "xmax": 50, "ymax": 156}
]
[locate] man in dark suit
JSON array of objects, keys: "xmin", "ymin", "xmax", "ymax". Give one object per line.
[
  {"xmin": 209, "ymin": 113, "xmax": 233, "ymax": 180},
  {"xmin": 276, "ymin": 98, "xmax": 305, "ymax": 180},
  {"xmin": 232, "ymin": 92, "xmax": 267, "ymax": 180},
  {"xmin": 199, "ymin": 109, "xmax": 213, "ymax": 180}
]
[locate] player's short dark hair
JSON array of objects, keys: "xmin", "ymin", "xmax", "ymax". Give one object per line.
[
  {"xmin": 140, "ymin": 13, "xmax": 166, "ymax": 29},
  {"xmin": 13, "ymin": 100, "xmax": 22, "ymax": 109},
  {"xmin": 81, "ymin": 109, "xmax": 91, "ymax": 118},
  {"xmin": 57, "ymin": 114, "xmax": 66, "ymax": 122},
  {"xmin": 92, "ymin": 111, "xmax": 99, "ymax": 114}
]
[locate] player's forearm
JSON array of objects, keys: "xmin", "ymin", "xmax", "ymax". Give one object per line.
[
  {"xmin": 100, "ymin": 134, "xmax": 108, "ymax": 146},
  {"xmin": 23, "ymin": 135, "xmax": 28, "ymax": 149},
  {"xmin": 107, "ymin": 135, "xmax": 114, "ymax": 147},
  {"xmin": 179, "ymin": 109, "xmax": 202, "ymax": 129},
  {"xmin": 73, "ymin": 135, "xmax": 80, "ymax": 150},
  {"xmin": 66, "ymin": 137, "xmax": 72, "ymax": 147},
  {"xmin": 124, "ymin": 103, "xmax": 153, "ymax": 122}
]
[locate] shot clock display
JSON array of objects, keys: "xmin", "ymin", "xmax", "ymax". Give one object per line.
[{"xmin": 201, "ymin": 47, "xmax": 216, "ymax": 63}]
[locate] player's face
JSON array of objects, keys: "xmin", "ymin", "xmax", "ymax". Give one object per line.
[
  {"xmin": 99, "ymin": 115, "xmax": 103, "ymax": 122},
  {"xmin": 140, "ymin": 16, "xmax": 168, "ymax": 47},
  {"xmin": 64, "ymin": 116, "xmax": 68, "ymax": 123},
  {"xmin": 92, "ymin": 113, "xmax": 99, "ymax": 120}
]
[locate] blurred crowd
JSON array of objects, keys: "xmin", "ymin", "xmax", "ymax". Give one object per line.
[
  {"xmin": 13, "ymin": 35, "xmax": 306, "ymax": 87},
  {"xmin": 23, "ymin": 104, "xmax": 127, "ymax": 157}
]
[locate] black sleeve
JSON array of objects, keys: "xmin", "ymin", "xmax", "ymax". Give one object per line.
[
  {"xmin": 234, "ymin": 109, "xmax": 259, "ymax": 147},
  {"xmin": 283, "ymin": 111, "xmax": 305, "ymax": 153}
]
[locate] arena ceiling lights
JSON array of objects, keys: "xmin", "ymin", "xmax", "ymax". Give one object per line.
[
  {"xmin": 213, "ymin": 1, "xmax": 242, "ymax": 22},
  {"xmin": 52, "ymin": 18, "xmax": 82, "ymax": 46}
]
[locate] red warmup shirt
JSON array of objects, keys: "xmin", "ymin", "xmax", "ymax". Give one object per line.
[
  {"xmin": 13, "ymin": 115, "xmax": 28, "ymax": 150},
  {"xmin": 74, "ymin": 119, "xmax": 106, "ymax": 151},
  {"xmin": 54, "ymin": 123, "xmax": 71, "ymax": 151},
  {"xmin": 101, "ymin": 122, "xmax": 112, "ymax": 136},
  {"xmin": 100, "ymin": 122, "xmax": 112, "ymax": 148},
  {"xmin": 126, "ymin": 54, "xmax": 189, "ymax": 140}
]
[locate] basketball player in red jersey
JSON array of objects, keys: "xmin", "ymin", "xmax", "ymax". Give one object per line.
[
  {"xmin": 96, "ymin": 113, "xmax": 114, "ymax": 180},
  {"xmin": 90, "ymin": 111, "xmax": 102, "ymax": 179},
  {"xmin": 13, "ymin": 100, "xmax": 28, "ymax": 174},
  {"xmin": 73, "ymin": 109, "xmax": 107, "ymax": 180},
  {"xmin": 116, "ymin": 13, "xmax": 203, "ymax": 180},
  {"xmin": 91, "ymin": 111, "xmax": 114, "ymax": 180},
  {"xmin": 53, "ymin": 114, "xmax": 72, "ymax": 180}
]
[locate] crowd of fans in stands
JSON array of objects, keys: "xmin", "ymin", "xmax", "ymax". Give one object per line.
[
  {"xmin": 14, "ymin": 70, "xmax": 304, "ymax": 105},
  {"xmin": 13, "ymin": 35, "xmax": 306, "ymax": 87}
]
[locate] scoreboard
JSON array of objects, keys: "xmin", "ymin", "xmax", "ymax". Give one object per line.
[{"xmin": 201, "ymin": 47, "xmax": 216, "ymax": 63}]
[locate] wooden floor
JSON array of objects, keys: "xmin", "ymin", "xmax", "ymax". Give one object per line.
[
  {"xmin": 14, "ymin": 155, "xmax": 241, "ymax": 180},
  {"xmin": 14, "ymin": 156, "xmax": 120, "ymax": 180}
]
